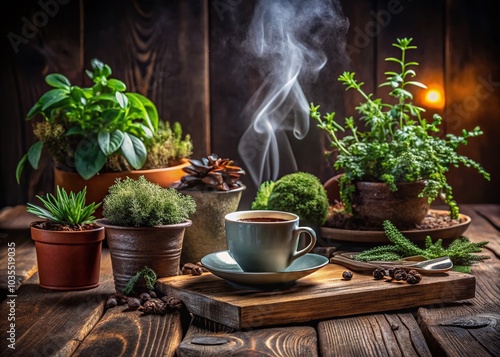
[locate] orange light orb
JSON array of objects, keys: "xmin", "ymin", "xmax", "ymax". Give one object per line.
[{"xmin": 424, "ymin": 88, "xmax": 445, "ymax": 109}]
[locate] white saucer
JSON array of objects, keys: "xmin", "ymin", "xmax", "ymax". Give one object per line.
[{"xmin": 200, "ymin": 251, "xmax": 329, "ymax": 288}]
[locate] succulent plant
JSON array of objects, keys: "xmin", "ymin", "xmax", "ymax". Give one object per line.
[{"xmin": 176, "ymin": 153, "xmax": 245, "ymax": 191}]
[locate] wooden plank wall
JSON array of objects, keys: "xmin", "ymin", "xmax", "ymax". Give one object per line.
[{"xmin": 1, "ymin": 0, "xmax": 498, "ymax": 209}]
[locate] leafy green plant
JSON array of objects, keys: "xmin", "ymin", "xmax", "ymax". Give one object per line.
[
  {"xmin": 103, "ymin": 176, "xmax": 196, "ymax": 226},
  {"xmin": 355, "ymin": 220, "xmax": 490, "ymax": 272},
  {"xmin": 27, "ymin": 186, "xmax": 100, "ymax": 226},
  {"xmin": 17, "ymin": 58, "xmax": 160, "ymax": 181},
  {"xmin": 252, "ymin": 172, "xmax": 329, "ymax": 226},
  {"xmin": 310, "ymin": 38, "xmax": 490, "ymax": 219}
]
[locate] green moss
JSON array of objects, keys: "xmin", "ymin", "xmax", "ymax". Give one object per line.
[
  {"xmin": 143, "ymin": 121, "xmax": 193, "ymax": 169},
  {"xmin": 252, "ymin": 172, "xmax": 329, "ymax": 226},
  {"xmin": 103, "ymin": 176, "xmax": 196, "ymax": 226}
]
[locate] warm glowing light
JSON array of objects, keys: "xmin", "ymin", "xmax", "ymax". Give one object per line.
[{"xmin": 423, "ymin": 87, "xmax": 445, "ymax": 109}]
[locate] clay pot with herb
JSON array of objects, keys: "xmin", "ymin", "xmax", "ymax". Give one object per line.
[
  {"xmin": 27, "ymin": 186, "xmax": 104, "ymax": 291},
  {"xmin": 97, "ymin": 176, "xmax": 196, "ymax": 293},
  {"xmin": 311, "ymin": 38, "xmax": 490, "ymax": 229},
  {"xmin": 16, "ymin": 59, "xmax": 193, "ymax": 216}
]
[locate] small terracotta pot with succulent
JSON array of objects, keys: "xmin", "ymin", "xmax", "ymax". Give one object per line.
[
  {"xmin": 172, "ymin": 153, "xmax": 246, "ymax": 264},
  {"xmin": 28, "ymin": 186, "xmax": 104, "ymax": 291}
]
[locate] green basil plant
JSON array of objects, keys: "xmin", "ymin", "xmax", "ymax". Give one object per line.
[{"xmin": 16, "ymin": 59, "xmax": 159, "ymax": 181}]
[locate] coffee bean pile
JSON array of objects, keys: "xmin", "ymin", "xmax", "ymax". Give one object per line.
[
  {"xmin": 372, "ymin": 267, "xmax": 422, "ymax": 284},
  {"xmin": 106, "ymin": 290, "xmax": 183, "ymax": 315}
]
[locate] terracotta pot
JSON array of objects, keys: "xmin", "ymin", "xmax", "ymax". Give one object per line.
[
  {"xmin": 30, "ymin": 223, "xmax": 105, "ymax": 291},
  {"xmin": 178, "ymin": 186, "xmax": 245, "ymax": 265},
  {"xmin": 54, "ymin": 160, "xmax": 190, "ymax": 217},
  {"xmin": 97, "ymin": 219, "xmax": 192, "ymax": 293},
  {"xmin": 353, "ymin": 180, "xmax": 430, "ymax": 228}
]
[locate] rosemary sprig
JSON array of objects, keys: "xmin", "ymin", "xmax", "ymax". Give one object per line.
[{"xmin": 354, "ymin": 220, "xmax": 490, "ymax": 271}]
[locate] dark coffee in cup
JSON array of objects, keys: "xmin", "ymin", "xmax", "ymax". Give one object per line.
[
  {"xmin": 225, "ymin": 210, "xmax": 317, "ymax": 272},
  {"xmin": 238, "ymin": 217, "xmax": 288, "ymax": 223}
]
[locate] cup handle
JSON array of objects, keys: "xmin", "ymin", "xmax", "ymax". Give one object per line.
[{"xmin": 291, "ymin": 227, "xmax": 317, "ymax": 262}]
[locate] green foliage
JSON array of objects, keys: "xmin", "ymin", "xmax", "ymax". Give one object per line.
[
  {"xmin": 27, "ymin": 186, "xmax": 100, "ymax": 226},
  {"xmin": 252, "ymin": 172, "xmax": 329, "ymax": 226},
  {"xmin": 310, "ymin": 38, "xmax": 490, "ymax": 219},
  {"xmin": 143, "ymin": 121, "xmax": 193, "ymax": 169},
  {"xmin": 17, "ymin": 59, "xmax": 162, "ymax": 181},
  {"xmin": 122, "ymin": 266, "xmax": 157, "ymax": 295},
  {"xmin": 103, "ymin": 176, "xmax": 196, "ymax": 227},
  {"xmin": 251, "ymin": 181, "xmax": 276, "ymax": 210},
  {"xmin": 355, "ymin": 220, "xmax": 490, "ymax": 270}
]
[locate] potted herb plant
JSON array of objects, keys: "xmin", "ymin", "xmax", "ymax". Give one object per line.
[
  {"xmin": 310, "ymin": 38, "xmax": 490, "ymax": 229},
  {"xmin": 172, "ymin": 153, "xmax": 246, "ymax": 264},
  {"xmin": 27, "ymin": 186, "xmax": 104, "ymax": 291},
  {"xmin": 97, "ymin": 176, "xmax": 196, "ymax": 293},
  {"xmin": 16, "ymin": 59, "xmax": 192, "ymax": 215}
]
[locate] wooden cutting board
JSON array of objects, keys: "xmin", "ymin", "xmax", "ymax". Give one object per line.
[{"xmin": 156, "ymin": 263, "xmax": 475, "ymax": 329}]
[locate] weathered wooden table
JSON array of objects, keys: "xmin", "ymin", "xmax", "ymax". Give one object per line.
[{"xmin": 1, "ymin": 204, "xmax": 499, "ymax": 356}]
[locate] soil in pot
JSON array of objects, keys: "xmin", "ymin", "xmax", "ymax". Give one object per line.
[{"xmin": 325, "ymin": 201, "xmax": 465, "ymax": 231}]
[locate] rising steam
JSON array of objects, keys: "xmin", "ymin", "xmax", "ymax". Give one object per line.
[{"xmin": 238, "ymin": 0, "xmax": 348, "ymax": 185}]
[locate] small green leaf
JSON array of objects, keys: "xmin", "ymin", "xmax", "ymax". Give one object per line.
[
  {"xmin": 98, "ymin": 129, "xmax": 124, "ymax": 155},
  {"xmin": 85, "ymin": 69, "xmax": 94, "ymax": 79},
  {"xmin": 16, "ymin": 154, "xmax": 28, "ymax": 184},
  {"xmin": 91, "ymin": 58, "xmax": 104, "ymax": 72},
  {"xmin": 39, "ymin": 89, "xmax": 68, "ymax": 110},
  {"xmin": 121, "ymin": 133, "xmax": 147, "ymax": 169},
  {"xmin": 115, "ymin": 92, "xmax": 128, "ymax": 109},
  {"xmin": 27, "ymin": 141, "xmax": 43, "ymax": 169},
  {"xmin": 26, "ymin": 102, "xmax": 42, "ymax": 119},
  {"xmin": 107, "ymin": 78, "xmax": 127, "ymax": 92},
  {"xmin": 45, "ymin": 73, "xmax": 71, "ymax": 89},
  {"xmin": 70, "ymin": 86, "xmax": 87, "ymax": 105},
  {"xmin": 75, "ymin": 138, "xmax": 107, "ymax": 180},
  {"xmin": 66, "ymin": 126, "xmax": 84, "ymax": 136}
]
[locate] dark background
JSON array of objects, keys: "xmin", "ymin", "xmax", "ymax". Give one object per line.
[{"xmin": 1, "ymin": 0, "xmax": 499, "ymax": 210}]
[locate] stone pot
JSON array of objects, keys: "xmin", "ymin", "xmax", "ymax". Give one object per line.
[
  {"xmin": 353, "ymin": 180, "xmax": 430, "ymax": 228},
  {"xmin": 178, "ymin": 185, "xmax": 245, "ymax": 264},
  {"xmin": 30, "ymin": 223, "xmax": 105, "ymax": 291},
  {"xmin": 54, "ymin": 160, "xmax": 189, "ymax": 217},
  {"xmin": 97, "ymin": 219, "xmax": 191, "ymax": 293}
]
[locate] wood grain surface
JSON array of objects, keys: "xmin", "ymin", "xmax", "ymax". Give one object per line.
[
  {"xmin": 157, "ymin": 262, "xmax": 475, "ymax": 329},
  {"xmin": 318, "ymin": 313, "xmax": 432, "ymax": 357},
  {"xmin": 0, "ymin": 250, "xmax": 114, "ymax": 356},
  {"xmin": 178, "ymin": 316, "xmax": 318, "ymax": 357},
  {"xmin": 417, "ymin": 206, "xmax": 500, "ymax": 357},
  {"xmin": 74, "ymin": 307, "xmax": 183, "ymax": 357}
]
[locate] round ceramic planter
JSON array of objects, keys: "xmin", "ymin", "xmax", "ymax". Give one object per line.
[
  {"xmin": 97, "ymin": 219, "xmax": 192, "ymax": 293},
  {"xmin": 30, "ymin": 223, "xmax": 105, "ymax": 291},
  {"xmin": 179, "ymin": 186, "xmax": 245, "ymax": 265},
  {"xmin": 353, "ymin": 180, "xmax": 430, "ymax": 228},
  {"xmin": 54, "ymin": 160, "xmax": 189, "ymax": 217}
]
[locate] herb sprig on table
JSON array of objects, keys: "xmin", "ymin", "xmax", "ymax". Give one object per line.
[{"xmin": 354, "ymin": 220, "xmax": 490, "ymax": 272}]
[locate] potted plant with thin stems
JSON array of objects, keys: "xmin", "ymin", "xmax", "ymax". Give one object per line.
[
  {"xmin": 27, "ymin": 186, "xmax": 104, "ymax": 291},
  {"xmin": 16, "ymin": 58, "xmax": 192, "ymax": 215},
  {"xmin": 310, "ymin": 38, "xmax": 490, "ymax": 229},
  {"xmin": 97, "ymin": 176, "xmax": 196, "ymax": 293}
]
